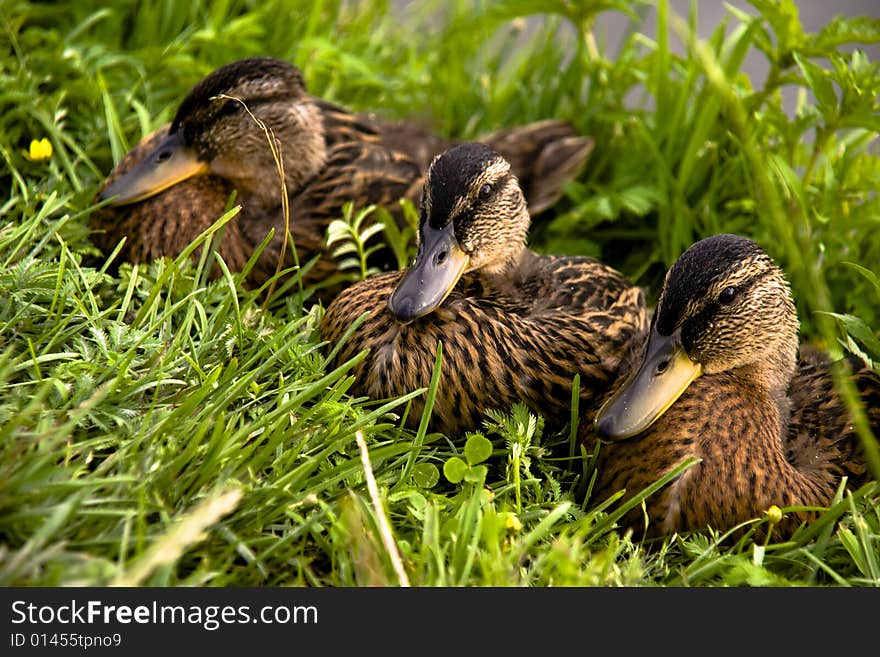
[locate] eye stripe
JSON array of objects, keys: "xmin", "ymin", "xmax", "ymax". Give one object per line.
[
  {"xmin": 680, "ymin": 268, "xmax": 777, "ymax": 348},
  {"xmin": 217, "ymin": 100, "xmax": 242, "ymax": 116}
]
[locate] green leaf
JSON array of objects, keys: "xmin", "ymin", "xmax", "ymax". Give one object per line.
[
  {"xmin": 840, "ymin": 113, "xmax": 880, "ymax": 133},
  {"xmin": 463, "ymin": 464, "xmax": 488, "ymax": 485},
  {"xmin": 766, "ymin": 153, "xmax": 807, "ymax": 209},
  {"xmin": 325, "ymin": 219, "xmax": 353, "ymax": 247},
  {"xmin": 406, "ymin": 491, "xmax": 427, "ymax": 513},
  {"xmin": 358, "ymin": 222, "xmax": 386, "ymax": 243},
  {"xmin": 793, "ymin": 53, "xmax": 837, "ymax": 117},
  {"xmin": 412, "ymin": 462, "xmax": 439, "ymax": 489},
  {"xmin": 443, "ymin": 457, "xmax": 468, "ymax": 484},
  {"xmin": 823, "ymin": 312, "xmax": 880, "ymax": 359},
  {"xmin": 747, "ymin": 0, "xmax": 805, "ymax": 59},
  {"xmin": 843, "ymin": 262, "xmax": 880, "ymax": 295},
  {"xmin": 464, "ymin": 433, "xmax": 493, "ymax": 466},
  {"xmin": 617, "ymin": 185, "xmax": 663, "ymax": 216},
  {"xmin": 809, "ymin": 15, "xmax": 880, "ymax": 53},
  {"xmin": 378, "ymin": 201, "xmax": 418, "ymax": 270}
]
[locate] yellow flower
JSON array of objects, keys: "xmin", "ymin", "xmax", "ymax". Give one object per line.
[
  {"xmin": 25, "ymin": 138, "xmax": 53, "ymax": 161},
  {"xmin": 765, "ymin": 505, "xmax": 783, "ymax": 525},
  {"xmin": 504, "ymin": 513, "xmax": 522, "ymax": 532}
]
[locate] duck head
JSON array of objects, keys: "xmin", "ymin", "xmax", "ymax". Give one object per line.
[
  {"xmin": 99, "ymin": 57, "xmax": 326, "ymax": 207},
  {"xmin": 595, "ymin": 233, "xmax": 800, "ymax": 439},
  {"xmin": 387, "ymin": 142, "xmax": 530, "ymax": 323}
]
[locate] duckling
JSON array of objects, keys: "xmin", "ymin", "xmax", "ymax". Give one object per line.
[
  {"xmin": 91, "ymin": 57, "xmax": 593, "ymax": 291},
  {"xmin": 319, "ymin": 142, "xmax": 647, "ymax": 435},
  {"xmin": 590, "ymin": 233, "xmax": 879, "ymax": 540},
  {"xmin": 92, "ymin": 57, "xmax": 423, "ymax": 295}
]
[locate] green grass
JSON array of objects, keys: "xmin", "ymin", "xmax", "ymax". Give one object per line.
[{"xmin": 1, "ymin": 0, "xmax": 880, "ymax": 586}]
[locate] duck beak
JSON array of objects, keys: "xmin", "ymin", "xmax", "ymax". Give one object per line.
[
  {"xmin": 594, "ymin": 327, "xmax": 702, "ymax": 440},
  {"xmin": 387, "ymin": 221, "xmax": 469, "ymax": 323},
  {"xmin": 98, "ymin": 131, "xmax": 209, "ymax": 206}
]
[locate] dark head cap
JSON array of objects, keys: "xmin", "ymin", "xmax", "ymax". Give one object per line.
[
  {"xmin": 423, "ymin": 142, "xmax": 503, "ymax": 229},
  {"xmin": 170, "ymin": 57, "xmax": 307, "ymax": 136},
  {"xmin": 655, "ymin": 233, "xmax": 767, "ymax": 336}
]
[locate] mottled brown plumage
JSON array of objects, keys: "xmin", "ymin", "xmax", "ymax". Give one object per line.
[
  {"xmin": 90, "ymin": 57, "xmax": 593, "ymax": 294},
  {"xmin": 589, "ymin": 234, "xmax": 879, "ymax": 541},
  {"xmin": 374, "ymin": 115, "xmax": 594, "ymax": 215},
  {"xmin": 320, "ymin": 143, "xmax": 647, "ymax": 435},
  {"xmin": 90, "ymin": 127, "xmax": 243, "ymax": 272}
]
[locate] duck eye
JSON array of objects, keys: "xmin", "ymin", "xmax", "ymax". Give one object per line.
[
  {"xmin": 218, "ymin": 101, "xmax": 241, "ymax": 117},
  {"xmin": 478, "ymin": 183, "xmax": 493, "ymax": 199},
  {"xmin": 718, "ymin": 286, "xmax": 737, "ymax": 304}
]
